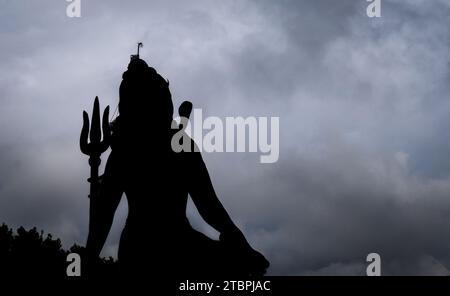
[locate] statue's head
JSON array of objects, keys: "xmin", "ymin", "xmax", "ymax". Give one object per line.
[{"xmin": 118, "ymin": 58, "xmax": 174, "ymax": 131}]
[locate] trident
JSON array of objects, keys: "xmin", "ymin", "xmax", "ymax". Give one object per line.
[{"xmin": 80, "ymin": 97, "xmax": 110, "ymax": 199}]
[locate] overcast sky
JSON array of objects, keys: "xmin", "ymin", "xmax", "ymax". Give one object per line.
[{"xmin": 1, "ymin": 0, "xmax": 450, "ymax": 275}]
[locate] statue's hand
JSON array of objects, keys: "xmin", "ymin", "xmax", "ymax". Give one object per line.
[
  {"xmin": 220, "ymin": 229, "xmax": 270, "ymax": 275},
  {"xmin": 245, "ymin": 248, "xmax": 270, "ymax": 276}
]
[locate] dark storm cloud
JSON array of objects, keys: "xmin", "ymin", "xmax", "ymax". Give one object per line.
[{"xmin": 1, "ymin": 0, "xmax": 450, "ymax": 275}]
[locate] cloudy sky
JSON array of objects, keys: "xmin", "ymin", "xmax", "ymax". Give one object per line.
[{"xmin": 1, "ymin": 0, "xmax": 450, "ymax": 275}]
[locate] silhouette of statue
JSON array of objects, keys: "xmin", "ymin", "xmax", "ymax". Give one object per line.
[{"xmin": 81, "ymin": 46, "xmax": 269, "ymax": 278}]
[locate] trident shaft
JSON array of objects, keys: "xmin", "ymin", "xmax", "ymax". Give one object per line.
[{"xmin": 80, "ymin": 97, "xmax": 110, "ymax": 199}]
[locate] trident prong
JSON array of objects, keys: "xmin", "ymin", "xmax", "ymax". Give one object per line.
[{"xmin": 80, "ymin": 96, "xmax": 111, "ymax": 198}]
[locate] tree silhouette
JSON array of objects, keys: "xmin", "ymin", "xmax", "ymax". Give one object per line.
[{"xmin": 0, "ymin": 223, "xmax": 117, "ymax": 278}]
